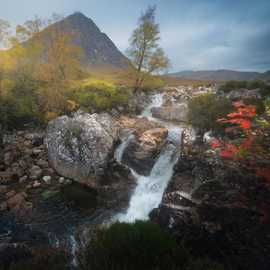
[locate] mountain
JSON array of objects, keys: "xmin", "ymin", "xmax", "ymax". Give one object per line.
[
  {"xmin": 44, "ymin": 12, "xmax": 128, "ymax": 69},
  {"xmin": 168, "ymin": 69, "xmax": 270, "ymax": 81}
]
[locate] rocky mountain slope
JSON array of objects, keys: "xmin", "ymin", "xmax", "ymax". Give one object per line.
[
  {"xmin": 43, "ymin": 12, "xmax": 128, "ymax": 68},
  {"xmin": 168, "ymin": 69, "xmax": 270, "ymax": 81}
]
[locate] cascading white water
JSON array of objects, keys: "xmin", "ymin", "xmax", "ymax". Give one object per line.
[
  {"xmin": 114, "ymin": 92, "xmax": 184, "ymax": 222},
  {"xmin": 140, "ymin": 92, "xmax": 164, "ymax": 119},
  {"xmin": 114, "ymin": 133, "xmax": 134, "ymax": 163},
  {"xmin": 117, "ymin": 143, "xmax": 179, "ymax": 222}
]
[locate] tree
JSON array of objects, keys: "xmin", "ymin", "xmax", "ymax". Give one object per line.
[
  {"xmin": 0, "ymin": 19, "xmax": 11, "ymax": 96},
  {"xmin": 0, "ymin": 19, "xmax": 10, "ymax": 45},
  {"xmin": 35, "ymin": 20, "xmax": 82, "ymax": 117},
  {"xmin": 128, "ymin": 6, "xmax": 169, "ymax": 91},
  {"xmin": 0, "ymin": 14, "xmax": 83, "ymax": 126},
  {"xmin": 188, "ymin": 93, "xmax": 232, "ymax": 141}
]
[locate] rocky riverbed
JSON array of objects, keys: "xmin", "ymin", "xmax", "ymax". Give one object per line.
[
  {"xmin": 150, "ymin": 149, "xmax": 270, "ymax": 270},
  {"xmin": 1, "ymin": 85, "xmax": 269, "ymax": 269}
]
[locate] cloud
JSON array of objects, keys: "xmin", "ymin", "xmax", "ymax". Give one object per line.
[{"xmin": 0, "ymin": 0, "xmax": 269, "ymax": 71}]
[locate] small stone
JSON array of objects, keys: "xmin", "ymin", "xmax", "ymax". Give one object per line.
[
  {"xmin": 24, "ymin": 140, "xmax": 32, "ymax": 147},
  {"xmin": 23, "ymin": 201, "xmax": 33, "ymax": 211},
  {"xmin": 59, "ymin": 177, "xmax": 65, "ymax": 184},
  {"xmin": 18, "ymin": 160, "xmax": 27, "ymax": 169},
  {"xmin": 7, "ymin": 193, "xmax": 26, "ymax": 208},
  {"xmin": 32, "ymin": 149, "xmax": 43, "ymax": 155},
  {"xmin": 0, "ymin": 202, "xmax": 7, "ymax": 211},
  {"xmin": 6, "ymin": 190, "xmax": 16, "ymax": 198},
  {"xmin": 19, "ymin": 176, "xmax": 28, "ymax": 184},
  {"xmin": 42, "ymin": 175, "xmax": 51, "ymax": 184},
  {"xmin": 3, "ymin": 152, "xmax": 13, "ymax": 166},
  {"xmin": 32, "ymin": 181, "xmax": 41, "ymax": 188},
  {"xmin": 65, "ymin": 179, "xmax": 72, "ymax": 185},
  {"xmin": 0, "ymin": 171, "xmax": 11, "ymax": 183},
  {"xmin": 42, "ymin": 168, "xmax": 55, "ymax": 176},
  {"xmin": 26, "ymin": 184, "xmax": 32, "ymax": 190},
  {"xmin": 36, "ymin": 159, "xmax": 49, "ymax": 168},
  {"xmin": 29, "ymin": 165, "xmax": 42, "ymax": 180},
  {"xmin": 0, "ymin": 185, "xmax": 8, "ymax": 194}
]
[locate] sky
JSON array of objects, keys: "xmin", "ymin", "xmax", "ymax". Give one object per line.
[{"xmin": 0, "ymin": 0, "xmax": 270, "ymax": 72}]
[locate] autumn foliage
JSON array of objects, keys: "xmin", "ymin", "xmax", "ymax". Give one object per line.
[{"xmin": 211, "ymin": 101, "xmax": 270, "ymax": 182}]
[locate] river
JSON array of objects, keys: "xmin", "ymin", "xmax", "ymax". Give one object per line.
[{"xmin": 114, "ymin": 92, "xmax": 186, "ymax": 222}]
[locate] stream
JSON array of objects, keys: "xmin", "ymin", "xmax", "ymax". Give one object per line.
[
  {"xmin": 114, "ymin": 92, "xmax": 185, "ymax": 222},
  {"xmin": 1, "ymin": 91, "xmax": 189, "ymax": 262}
]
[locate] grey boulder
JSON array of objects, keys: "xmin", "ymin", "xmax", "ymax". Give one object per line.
[{"xmin": 45, "ymin": 112, "xmax": 118, "ymax": 186}]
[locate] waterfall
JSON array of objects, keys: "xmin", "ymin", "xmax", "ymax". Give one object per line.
[
  {"xmin": 114, "ymin": 92, "xmax": 184, "ymax": 222},
  {"xmin": 117, "ymin": 143, "xmax": 179, "ymax": 222},
  {"xmin": 114, "ymin": 133, "xmax": 134, "ymax": 163},
  {"xmin": 140, "ymin": 92, "xmax": 164, "ymax": 119}
]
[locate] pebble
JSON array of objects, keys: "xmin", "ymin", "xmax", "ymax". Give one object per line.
[
  {"xmin": 6, "ymin": 190, "xmax": 16, "ymax": 198},
  {"xmin": 32, "ymin": 181, "xmax": 41, "ymax": 188},
  {"xmin": 59, "ymin": 177, "xmax": 65, "ymax": 184},
  {"xmin": 42, "ymin": 175, "xmax": 51, "ymax": 184},
  {"xmin": 19, "ymin": 176, "xmax": 28, "ymax": 184}
]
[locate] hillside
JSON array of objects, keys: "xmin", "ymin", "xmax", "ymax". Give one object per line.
[
  {"xmin": 43, "ymin": 12, "xmax": 128, "ymax": 69},
  {"xmin": 168, "ymin": 69, "xmax": 270, "ymax": 81}
]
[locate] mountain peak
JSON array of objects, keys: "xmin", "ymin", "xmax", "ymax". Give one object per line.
[
  {"xmin": 46, "ymin": 12, "xmax": 128, "ymax": 68},
  {"xmin": 66, "ymin": 12, "xmax": 90, "ymax": 21}
]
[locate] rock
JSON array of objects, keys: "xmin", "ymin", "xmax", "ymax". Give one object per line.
[
  {"xmin": 24, "ymin": 132, "xmax": 44, "ymax": 144},
  {"xmin": 122, "ymin": 128, "xmax": 168, "ymax": 175},
  {"xmin": 127, "ymin": 92, "xmax": 150, "ymax": 113},
  {"xmin": 0, "ymin": 185, "xmax": 8, "ymax": 194},
  {"xmin": 18, "ymin": 160, "xmax": 28, "ymax": 170},
  {"xmin": 4, "ymin": 152, "xmax": 16, "ymax": 166},
  {"xmin": 151, "ymin": 104, "xmax": 188, "ymax": 122},
  {"xmin": 117, "ymin": 116, "xmax": 162, "ymax": 136},
  {"xmin": 23, "ymin": 140, "xmax": 32, "ymax": 147},
  {"xmin": 150, "ymin": 153, "xmax": 270, "ymax": 270},
  {"xmin": 42, "ymin": 168, "xmax": 55, "ymax": 176},
  {"xmin": 7, "ymin": 192, "xmax": 27, "ymax": 208},
  {"xmin": 19, "ymin": 176, "xmax": 28, "ymax": 184},
  {"xmin": 36, "ymin": 159, "xmax": 49, "ymax": 169},
  {"xmin": 42, "ymin": 176, "xmax": 51, "ymax": 184},
  {"xmin": 226, "ymin": 88, "xmax": 262, "ymax": 100},
  {"xmin": 58, "ymin": 177, "xmax": 65, "ymax": 184},
  {"xmin": 32, "ymin": 181, "xmax": 41, "ymax": 188},
  {"xmin": 32, "ymin": 149, "xmax": 43, "ymax": 155},
  {"xmin": 6, "ymin": 190, "xmax": 16, "ymax": 199},
  {"xmin": 45, "ymin": 112, "xmax": 118, "ymax": 186},
  {"xmin": 29, "ymin": 165, "xmax": 42, "ymax": 180},
  {"xmin": 0, "ymin": 171, "xmax": 16, "ymax": 184},
  {"xmin": 0, "ymin": 201, "xmax": 7, "ymax": 211}
]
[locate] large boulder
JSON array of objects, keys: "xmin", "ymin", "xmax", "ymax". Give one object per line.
[
  {"xmin": 117, "ymin": 116, "xmax": 162, "ymax": 135},
  {"xmin": 151, "ymin": 104, "xmax": 188, "ymax": 122},
  {"xmin": 45, "ymin": 112, "xmax": 118, "ymax": 186},
  {"xmin": 122, "ymin": 127, "xmax": 168, "ymax": 175}
]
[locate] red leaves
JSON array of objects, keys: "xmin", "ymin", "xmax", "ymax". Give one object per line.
[
  {"xmin": 220, "ymin": 118, "xmax": 251, "ymax": 129},
  {"xmin": 240, "ymin": 119, "xmax": 251, "ymax": 129},
  {"xmin": 220, "ymin": 144, "xmax": 240, "ymax": 160},
  {"xmin": 219, "ymin": 102, "xmax": 255, "ymax": 130},
  {"xmin": 211, "ymin": 101, "xmax": 258, "ymax": 160},
  {"xmin": 210, "ymin": 100, "xmax": 270, "ymax": 184},
  {"xmin": 210, "ymin": 139, "xmax": 221, "ymax": 149}
]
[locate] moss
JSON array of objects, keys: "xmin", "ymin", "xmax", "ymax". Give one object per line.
[
  {"xmin": 69, "ymin": 78, "xmax": 131, "ymax": 111},
  {"xmin": 77, "ymin": 221, "xmax": 225, "ymax": 270}
]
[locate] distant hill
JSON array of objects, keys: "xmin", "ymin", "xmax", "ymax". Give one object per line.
[
  {"xmin": 168, "ymin": 69, "xmax": 270, "ymax": 82},
  {"xmin": 40, "ymin": 12, "xmax": 128, "ymax": 69}
]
